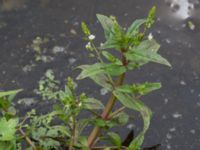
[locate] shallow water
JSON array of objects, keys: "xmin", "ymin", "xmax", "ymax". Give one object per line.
[{"xmin": 0, "ymin": 0, "xmax": 200, "ymax": 149}]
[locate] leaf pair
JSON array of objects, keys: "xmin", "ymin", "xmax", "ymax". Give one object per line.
[
  {"xmin": 116, "ymin": 82, "xmax": 161, "ymax": 96},
  {"xmin": 76, "ymin": 63, "xmax": 126, "ymax": 80}
]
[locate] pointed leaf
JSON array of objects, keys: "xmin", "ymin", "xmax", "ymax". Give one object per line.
[
  {"xmin": 0, "ymin": 89, "xmax": 22, "ymax": 98},
  {"xmin": 126, "ymin": 19, "xmax": 146, "ymax": 36},
  {"xmin": 89, "ymin": 73, "xmax": 113, "ymax": 91},
  {"xmin": 125, "ymin": 40, "xmax": 171, "ymax": 67},
  {"xmin": 77, "ymin": 64, "xmax": 113, "ymax": 90},
  {"xmin": 116, "ymin": 82, "xmax": 161, "ymax": 95},
  {"xmin": 103, "ymin": 64, "xmax": 126, "ymax": 76},
  {"xmin": 113, "ymin": 91, "xmax": 152, "ymax": 149},
  {"xmin": 102, "ymin": 51, "xmax": 122, "ymax": 65},
  {"xmin": 76, "ymin": 63, "xmax": 104, "ymax": 80},
  {"xmin": 82, "ymin": 98, "xmax": 104, "ymax": 110},
  {"xmin": 96, "ymin": 14, "xmax": 114, "ymax": 39},
  {"xmin": 108, "ymin": 132, "xmax": 122, "ymax": 148}
]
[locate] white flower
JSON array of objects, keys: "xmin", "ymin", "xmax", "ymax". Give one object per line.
[
  {"xmin": 85, "ymin": 42, "xmax": 91, "ymax": 49},
  {"xmin": 88, "ymin": 34, "xmax": 95, "ymax": 40},
  {"xmin": 148, "ymin": 33, "xmax": 153, "ymax": 40}
]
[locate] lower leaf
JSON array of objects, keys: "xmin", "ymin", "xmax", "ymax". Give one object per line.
[{"xmin": 113, "ymin": 91, "xmax": 152, "ymax": 150}]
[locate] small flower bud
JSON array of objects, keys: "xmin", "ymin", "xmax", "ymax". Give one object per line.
[
  {"xmin": 85, "ymin": 42, "xmax": 93, "ymax": 51},
  {"xmin": 148, "ymin": 33, "xmax": 153, "ymax": 40}
]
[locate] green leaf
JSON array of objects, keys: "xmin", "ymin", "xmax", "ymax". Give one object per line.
[
  {"xmin": 0, "ymin": 89, "xmax": 22, "ymax": 98},
  {"xmin": 113, "ymin": 91, "xmax": 152, "ymax": 149},
  {"xmin": 82, "ymin": 98, "xmax": 104, "ymax": 110},
  {"xmin": 114, "ymin": 112, "xmax": 129, "ymax": 125},
  {"xmin": 78, "ymin": 136, "xmax": 89, "ymax": 149},
  {"xmin": 125, "ymin": 40, "xmax": 171, "ymax": 67},
  {"xmin": 108, "ymin": 132, "xmax": 122, "ymax": 148},
  {"xmin": 94, "ymin": 119, "xmax": 107, "ymax": 127},
  {"xmin": 51, "ymin": 125, "xmax": 70, "ymax": 137},
  {"xmin": 102, "ymin": 51, "xmax": 122, "ymax": 65},
  {"xmin": 89, "ymin": 73, "xmax": 113, "ymax": 91},
  {"xmin": 100, "ymin": 30, "xmax": 125, "ymax": 51},
  {"xmin": 0, "ymin": 118, "xmax": 18, "ymax": 141},
  {"xmin": 77, "ymin": 119, "xmax": 90, "ymax": 135},
  {"xmin": 77, "ymin": 63, "xmax": 126, "ymax": 80},
  {"xmin": 96, "ymin": 14, "xmax": 114, "ymax": 39},
  {"xmin": 126, "ymin": 19, "xmax": 146, "ymax": 36},
  {"xmin": 99, "ymin": 17, "xmax": 126, "ymax": 51},
  {"xmin": 0, "ymin": 97, "xmax": 10, "ymax": 110},
  {"xmin": 0, "ymin": 141, "xmax": 15, "ymax": 150},
  {"xmin": 32, "ymin": 127, "xmax": 61, "ymax": 149},
  {"xmin": 76, "ymin": 63, "xmax": 104, "ymax": 80},
  {"xmin": 103, "ymin": 64, "xmax": 126, "ymax": 76},
  {"xmin": 116, "ymin": 82, "xmax": 161, "ymax": 95},
  {"xmin": 77, "ymin": 64, "xmax": 113, "ymax": 90}
]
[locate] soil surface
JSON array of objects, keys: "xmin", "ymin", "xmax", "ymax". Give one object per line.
[{"xmin": 0, "ymin": 0, "xmax": 200, "ymax": 149}]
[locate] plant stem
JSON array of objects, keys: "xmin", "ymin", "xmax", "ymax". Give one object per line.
[
  {"xmin": 91, "ymin": 42, "xmax": 114, "ymax": 84},
  {"xmin": 88, "ymin": 54, "xmax": 127, "ymax": 148},
  {"xmin": 18, "ymin": 128, "xmax": 37, "ymax": 150},
  {"xmin": 69, "ymin": 116, "xmax": 76, "ymax": 150},
  {"xmin": 108, "ymin": 106, "xmax": 126, "ymax": 119}
]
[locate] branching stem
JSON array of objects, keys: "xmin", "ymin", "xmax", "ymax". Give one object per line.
[
  {"xmin": 87, "ymin": 53, "xmax": 127, "ymax": 148},
  {"xmin": 18, "ymin": 128, "xmax": 37, "ymax": 150},
  {"xmin": 108, "ymin": 106, "xmax": 126, "ymax": 119}
]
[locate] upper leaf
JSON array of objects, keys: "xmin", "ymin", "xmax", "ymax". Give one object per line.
[
  {"xmin": 125, "ymin": 40, "xmax": 171, "ymax": 67},
  {"xmin": 126, "ymin": 19, "xmax": 146, "ymax": 36},
  {"xmin": 96, "ymin": 14, "xmax": 114, "ymax": 39}
]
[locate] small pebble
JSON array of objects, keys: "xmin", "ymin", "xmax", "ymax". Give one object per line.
[
  {"xmin": 172, "ymin": 112, "xmax": 182, "ymax": 119},
  {"xmin": 68, "ymin": 58, "xmax": 76, "ymax": 65},
  {"xmin": 100, "ymin": 88, "xmax": 108, "ymax": 95},
  {"xmin": 70, "ymin": 29, "xmax": 77, "ymax": 35},
  {"xmin": 52, "ymin": 46, "xmax": 65, "ymax": 54},
  {"xmin": 190, "ymin": 129, "xmax": 195, "ymax": 134},
  {"xmin": 166, "ymin": 133, "xmax": 172, "ymax": 139},
  {"xmin": 180, "ymin": 80, "xmax": 186, "ymax": 85},
  {"xmin": 169, "ymin": 127, "xmax": 176, "ymax": 132}
]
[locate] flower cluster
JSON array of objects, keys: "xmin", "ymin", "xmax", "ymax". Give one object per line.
[{"xmin": 85, "ymin": 34, "xmax": 95, "ymax": 51}]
